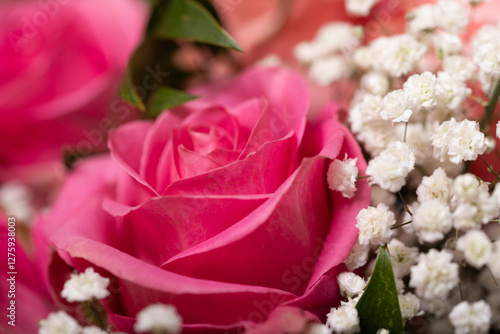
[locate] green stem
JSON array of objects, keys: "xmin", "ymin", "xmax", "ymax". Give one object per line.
[
  {"xmin": 81, "ymin": 300, "xmax": 108, "ymax": 330},
  {"xmin": 397, "ymin": 191, "xmax": 412, "ymax": 216},
  {"xmin": 480, "ymin": 78, "xmax": 500, "ymax": 132},
  {"xmin": 479, "ymin": 154, "xmax": 499, "ymax": 178},
  {"xmin": 391, "ymin": 220, "xmax": 412, "ymax": 230}
]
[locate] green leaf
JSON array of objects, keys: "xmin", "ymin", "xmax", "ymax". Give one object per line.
[
  {"xmin": 146, "ymin": 86, "xmax": 199, "ymax": 117},
  {"xmin": 356, "ymin": 245, "xmax": 405, "ymax": 334},
  {"xmin": 120, "ymin": 71, "xmax": 146, "ymax": 112},
  {"xmin": 156, "ymin": 0, "xmax": 243, "ymax": 51}
]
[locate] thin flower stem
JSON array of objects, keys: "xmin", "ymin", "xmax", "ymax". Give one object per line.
[
  {"xmin": 480, "ymin": 77, "xmax": 500, "ymax": 132},
  {"xmin": 479, "ymin": 154, "xmax": 499, "ymax": 178},
  {"xmin": 391, "ymin": 220, "xmax": 412, "ymax": 230},
  {"xmin": 458, "ymin": 282, "xmax": 464, "ymax": 301},
  {"xmin": 486, "ymin": 265, "xmax": 498, "ymax": 287},
  {"xmin": 398, "ymin": 191, "xmax": 412, "ymax": 216},
  {"xmin": 403, "ymin": 122, "xmax": 408, "ymax": 142},
  {"xmin": 356, "ymin": 175, "xmax": 370, "ymax": 180}
]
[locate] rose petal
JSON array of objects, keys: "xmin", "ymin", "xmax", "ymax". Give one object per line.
[
  {"xmin": 187, "ymin": 67, "xmax": 309, "ymax": 147},
  {"xmin": 306, "ymin": 119, "xmax": 369, "ymax": 289},
  {"xmin": 124, "ymin": 194, "xmax": 270, "ymax": 266},
  {"xmin": 245, "ymin": 306, "xmax": 319, "ymax": 334},
  {"xmin": 164, "ymin": 133, "xmax": 297, "ymax": 196},
  {"xmin": 162, "ymin": 155, "xmax": 333, "ymax": 295},
  {"xmin": 109, "ymin": 120, "xmax": 157, "ymax": 193}
]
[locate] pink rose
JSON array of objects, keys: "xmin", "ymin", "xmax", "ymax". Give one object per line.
[
  {"xmin": 0, "ymin": 217, "xmax": 52, "ymax": 334},
  {"xmin": 0, "ymin": 0, "xmax": 147, "ymax": 182},
  {"xmin": 38, "ymin": 67, "xmax": 370, "ymax": 333}
]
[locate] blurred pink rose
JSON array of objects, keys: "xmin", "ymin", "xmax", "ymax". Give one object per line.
[
  {"xmin": 0, "ymin": 217, "xmax": 52, "ymax": 334},
  {"xmin": 0, "ymin": 0, "xmax": 148, "ymax": 183},
  {"xmin": 37, "ymin": 67, "xmax": 370, "ymax": 333}
]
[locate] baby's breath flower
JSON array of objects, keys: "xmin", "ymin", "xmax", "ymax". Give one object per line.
[
  {"xmin": 134, "ymin": 304, "xmax": 182, "ymax": 334},
  {"xmin": 406, "ymin": 4, "xmax": 438, "ymax": 35},
  {"xmin": 399, "ymin": 293, "xmax": 422, "ymax": 321},
  {"xmin": 361, "ymin": 72, "xmax": 390, "ymax": 96},
  {"xmin": 370, "ymin": 35, "xmax": 427, "ymax": 77},
  {"xmin": 82, "ymin": 326, "xmax": 108, "ymax": 334},
  {"xmin": 433, "ymin": 32, "xmax": 463, "ymax": 57},
  {"xmin": 409, "ymin": 249, "xmax": 459, "ymax": 300},
  {"xmin": 452, "ymin": 181, "xmax": 499, "ymax": 230},
  {"xmin": 308, "ymin": 323, "xmax": 331, "ymax": 334},
  {"xmin": 387, "ymin": 239, "xmax": 419, "ymax": 278},
  {"xmin": 413, "ymin": 200, "xmax": 453, "ymax": 243},
  {"xmin": 315, "ymin": 22, "xmax": 362, "ymax": 53},
  {"xmin": 474, "ymin": 40, "xmax": 500, "ymax": 78},
  {"xmin": 403, "ymin": 71, "xmax": 437, "ymax": 109},
  {"xmin": 449, "ymin": 300, "xmax": 491, "ymax": 334},
  {"xmin": 437, "ymin": 0, "xmax": 469, "ymax": 33},
  {"xmin": 61, "ymin": 267, "xmax": 110, "ymax": 303},
  {"xmin": 366, "ymin": 141, "xmax": 416, "ymax": 192},
  {"xmin": 353, "ymin": 46, "xmax": 372, "ymax": 70},
  {"xmin": 345, "ymin": 0, "xmax": 381, "ymax": 17},
  {"xmin": 456, "ymin": 230, "xmax": 492, "ymax": 269},
  {"xmin": 337, "ymin": 272, "xmax": 366, "ymax": 298},
  {"xmin": 344, "ymin": 239, "xmax": 370, "ymax": 271},
  {"xmin": 431, "ymin": 118, "xmax": 486, "ymax": 164},
  {"xmin": 349, "ymin": 94, "xmax": 384, "ymax": 134},
  {"xmin": 327, "ymin": 154, "xmax": 359, "ymax": 198},
  {"xmin": 294, "ymin": 42, "xmax": 325, "ymax": 64},
  {"xmin": 452, "ymin": 174, "xmax": 480, "ymax": 201},
  {"xmin": 416, "ymin": 167, "xmax": 452, "ymax": 203},
  {"xmin": 309, "ymin": 56, "xmax": 348, "ymax": 86},
  {"xmin": 356, "ymin": 203, "xmax": 395, "ymax": 245},
  {"xmin": 442, "ymin": 56, "xmax": 476, "ymax": 81},
  {"xmin": 39, "ymin": 311, "xmax": 82, "ymax": 334},
  {"xmin": 496, "ymin": 121, "xmax": 500, "ymax": 139},
  {"xmin": 435, "ymin": 72, "xmax": 472, "ymax": 111},
  {"xmin": 326, "ymin": 305, "xmax": 360, "ymax": 334},
  {"xmin": 0, "ymin": 181, "xmax": 34, "ymax": 222},
  {"xmin": 381, "ymin": 89, "xmax": 417, "ymax": 122}
]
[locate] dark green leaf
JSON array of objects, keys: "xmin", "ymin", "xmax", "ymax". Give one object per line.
[
  {"xmin": 120, "ymin": 71, "xmax": 146, "ymax": 112},
  {"xmin": 146, "ymin": 86, "xmax": 199, "ymax": 117},
  {"xmin": 356, "ymin": 245, "xmax": 405, "ymax": 334},
  {"xmin": 156, "ymin": 0, "xmax": 243, "ymax": 51}
]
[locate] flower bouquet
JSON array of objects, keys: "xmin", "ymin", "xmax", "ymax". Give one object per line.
[{"xmin": 1, "ymin": 0, "xmax": 500, "ymax": 333}]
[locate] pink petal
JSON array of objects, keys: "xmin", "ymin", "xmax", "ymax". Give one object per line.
[
  {"xmin": 124, "ymin": 194, "xmax": 270, "ymax": 266},
  {"xmin": 162, "ymin": 155, "xmax": 332, "ymax": 295},
  {"xmin": 109, "ymin": 120, "xmax": 157, "ymax": 194},
  {"xmin": 164, "ymin": 133, "xmax": 296, "ymax": 196},
  {"xmin": 245, "ymin": 306, "xmax": 319, "ymax": 334}
]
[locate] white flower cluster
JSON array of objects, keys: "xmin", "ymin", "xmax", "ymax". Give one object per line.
[
  {"xmin": 366, "ymin": 141, "xmax": 416, "ymax": 192},
  {"xmin": 134, "ymin": 303, "xmax": 183, "ymax": 334},
  {"xmin": 432, "ymin": 118, "xmax": 486, "ymax": 164},
  {"xmin": 38, "ymin": 311, "xmax": 117, "ymax": 334},
  {"xmin": 327, "ymin": 154, "xmax": 359, "ymax": 198},
  {"xmin": 407, "ymin": 0, "xmax": 468, "ymax": 35},
  {"xmin": 355, "ymin": 203, "xmax": 395, "ymax": 245},
  {"xmin": 345, "ymin": 0, "xmax": 381, "ymax": 17},
  {"xmin": 294, "ymin": 22, "xmax": 363, "ymax": 85},
  {"xmin": 61, "ymin": 267, "xmax": 110, "ymax": 303},
  {"xmin": 313, "ymin": 0, "xmax": 500, "ymax": 331}
]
